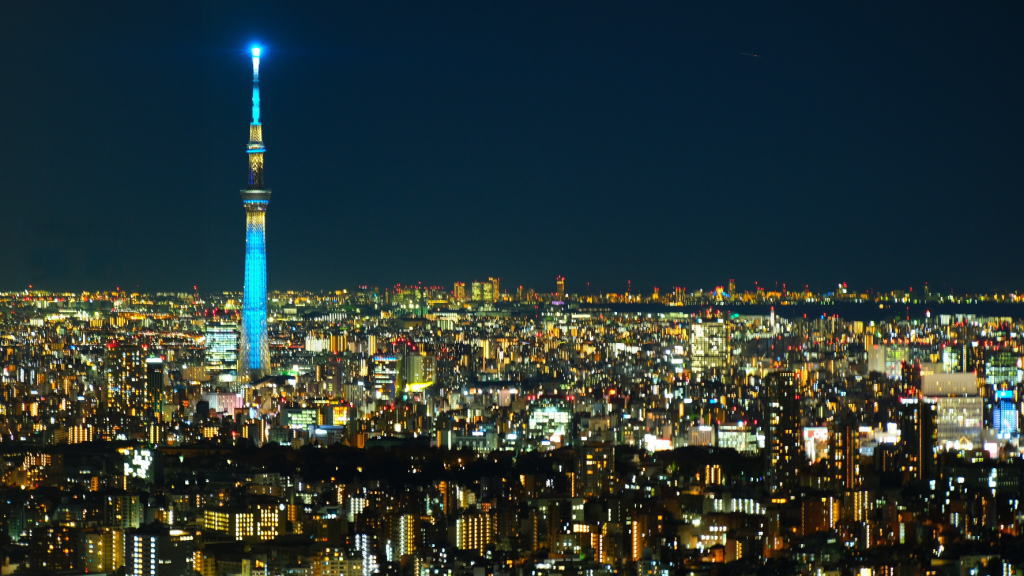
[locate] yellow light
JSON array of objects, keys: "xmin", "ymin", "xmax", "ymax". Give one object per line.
[{"xmin": 406, "ymin": 381, "xmax": 434, "ymax": 393}]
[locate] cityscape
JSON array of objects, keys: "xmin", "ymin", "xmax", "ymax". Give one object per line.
[
  {"xmin": 5, "ymin": 3, "xmax": 1024, "ymax": 576},
  {"xmin": 5, "ymin": 279, "xmax": 1024, "ymax": 575}
]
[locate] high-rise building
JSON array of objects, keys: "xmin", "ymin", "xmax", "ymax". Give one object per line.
[
  {"xmin": 527, "ymin": 398, "xmax": 573, "ymax": 450},
  {"xmin": 205, "ymin": 320, "xmax": 239, "ymax": 373},
  {"xmin": 488, "ymin": 277, "xmax": 501, "ymax": 301},
  {"xmin": 470, "ymin": 281, "xmax": 495, "ymax": 303},
  {"xmin": 238, "ymin": 45, "xmax": 272, "ymax": 383},
  {"xmin": 942, "ymin": 343, "xmax": 970, "ymax": 374},
  {"xmin": 898, "ymin": 397, "xmax": 937, "ymax": 482},
  {"xmin": 201, "ymin": 504, "xmax": 281, "ymax": 541},
  {"xmin": 145, "ymin": 357, "xmax": 164, "ymax": 421},
  {"xmin": 455, "ymin": 508, "xmax": 495, "ymax": 553},
  {"xmin": 81, "ymin": 528, "xmax": 125, "ymax": 573},
  {"xmin": 832, "ymin": 417, "xmax": 860, "ymax": 490},
  {"xmin": 800, "ymin": 496, "xmax": 839, "ymax": 536},
  {"xmin": 27, "ymin": 526, "xmax": 78, "ymax": 572},
  {"xmin": 395, "ymin": 513, "xmax": 418, "ymax": 557},
  {"xmin": 576, "ymin": 442, "xmax": 612, "ymax": 498},
  {"xmin": 922, "ymin": 372, "xmax": 982, "ymax": 451},
  {"xmin": 867, "ymin": 345, "xmax": 908, "ymax": 380},
  {"xmin": 371, "ymin": 355, "xmax": 399, "ymax": 398},
  {"xmin": 397, "ymin": 351, "xmax": 436, "ymax": 395},
  {"xmin": 984, "ymin": 350, "xmax": 1020, "ymax": 388},
  {"xmin": 103, "ymin": 343, "xmax": 145, "ymax": 411},
  {"xmin": 765, "ymin": 370, "xmax": 803, "ymax": 497},
  {"xmin": 453, "ymin": 282, "xmax": 467, "ymax": 303},
  {"xmin": 691, "ymin": 321, "xmax": 730, "ymax": 378},
  {"xmin": 993, "ymin": 389, "xmax": 1018, "ymax": 439},
  {"xmin": 125, "ymin": 524, "xmax": 193, "ymax": 576}
]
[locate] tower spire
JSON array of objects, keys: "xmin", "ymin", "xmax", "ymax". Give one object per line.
[
  {"xmin": 247, "ymin": 46, "xmax": 265, "ymax": 189},
  {"xmin": 238, "ymin": 45, "xmax": 271, "ymax": 384}
]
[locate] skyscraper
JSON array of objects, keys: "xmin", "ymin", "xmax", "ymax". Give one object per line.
[
  {"xmin": 690, "ymin": 320, "xmax": 730, "ymax": 379},
  {"xmin": 765, "ymin": 370, "xmax": 803, "ymax": 497},
  {"xmin": 898, "ymin": 397, "xmax": 936, "ymax": 482},
  {"xmin": 832, "ymin": 416, "xmax": 860, "ymax": 490},
  {"xmin": 145, "ymin": 357, "xmax": 164, "ymax": 421},
  {"xmin": 204, "ymin": 319, "xmax": 239, "ymax": 373},
  {"xmin": 238, "ymin": 46, "xmax": 271, "ymax": 382}
]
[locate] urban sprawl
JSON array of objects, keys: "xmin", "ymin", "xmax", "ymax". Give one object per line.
[{"xmin": 0, "ymin": 282, "xmax": 1022, "ymax": 575}]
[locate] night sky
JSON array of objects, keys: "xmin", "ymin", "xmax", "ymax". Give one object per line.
[{"xmin": 2, "ymin": 2, "xmax": 1022, "ymax": 293}]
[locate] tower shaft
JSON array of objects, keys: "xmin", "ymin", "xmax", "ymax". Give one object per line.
[{"xmin": 238, "ymin": 47, "xmax": 271, "ymax": 383}]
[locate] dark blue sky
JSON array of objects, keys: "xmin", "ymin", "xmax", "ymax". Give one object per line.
[{"xmin": 2, "ymin": 2, "xmax": 1022, "ymax": 293}]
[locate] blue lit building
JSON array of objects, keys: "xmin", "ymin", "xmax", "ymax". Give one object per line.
[
  {"xmin": 237, "ymin": 46, "xmax": 271, "ymax": 382},
  {"xmin": 993, "ymin": 389, "xmax": 1019, "ymax": 439}
]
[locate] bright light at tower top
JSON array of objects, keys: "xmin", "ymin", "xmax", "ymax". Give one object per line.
[{"xmin": 250, "ymin": 45, "xmax": 262, "ymax": 80}]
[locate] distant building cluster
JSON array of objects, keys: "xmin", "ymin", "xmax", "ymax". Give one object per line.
[{"xmin": 0, "ymin": 283, "xmax": 1024, "ymax": 574}]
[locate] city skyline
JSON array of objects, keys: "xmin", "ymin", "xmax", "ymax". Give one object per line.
[
  {"xmin": 2, "ymin": 2, "xmax": 1024, "ymax": 291},
  {"xmin": 5, "ymin": 4, "xmax": 1024, "ymax": 573},
  {"xmin": 4, "ymin": 270, "xmax": 1024, "ymax": 574}
]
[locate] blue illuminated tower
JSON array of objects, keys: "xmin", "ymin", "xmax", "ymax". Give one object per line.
[{"xmin": 238, "ymin": 46, "xmax": 271, "ymax": 382}]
